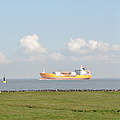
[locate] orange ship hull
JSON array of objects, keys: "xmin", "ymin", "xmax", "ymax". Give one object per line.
[{"xmin": 40, "ymin": 73, "xmax": 91, "ymax": 80}]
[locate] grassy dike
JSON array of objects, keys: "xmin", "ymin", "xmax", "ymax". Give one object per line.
[{"xmin": 0, "ymin": 91, "xmax": 120, "ymax": 120}]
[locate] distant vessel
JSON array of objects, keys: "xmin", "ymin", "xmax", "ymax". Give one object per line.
[
  {"xmin": 2, "ymin": 75, "xmax": 6, "ymax": 84},
  {"xmin": 40, "ymin": 65, "xmax": 91, "ymax": 80}
]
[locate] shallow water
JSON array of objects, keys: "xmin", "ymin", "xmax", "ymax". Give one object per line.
[{"xmin": 0, "ymin": 78, "xmax": 120, "ymax": 91}]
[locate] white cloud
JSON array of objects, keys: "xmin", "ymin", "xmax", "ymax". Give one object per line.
[
  {"xmin": 66, "ymin": 38, "xmax": 87, "ymax": 52},
  {"xmin": 0, "ymin": 52, "xmax": 9, "ymax": 64},
  {"xmin": 66, "ymin": 38, "xmax": 120, "ymax": 55},
  {"xmin": 19, "ymin": 35, "xmax": 120, "ymax": 63},
  {"xmin": 20, "ymin": 34, "xmax": 47, "ymax": 54},
  {"xmin": 88, "ymin": 40, "xmax": 98, "ymax": 50},
  {"xmin": 64, "ymin": 37, "xmax": 120, "ymax": 62},
  {"xmin": 88, "ymin": 40, "xmax": 109, "ymax": 51},
  {"xmin": 19, "ymin": 34, "xmax": 66, "ymax": 62}
]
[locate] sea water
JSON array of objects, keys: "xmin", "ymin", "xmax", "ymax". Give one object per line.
[{"xmin": 0, "ymin": 78, "xmax": 120, "ymax": 91}]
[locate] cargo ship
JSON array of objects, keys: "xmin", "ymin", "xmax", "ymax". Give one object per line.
[{"xmin": 40, "ymin": 65, "xmax": 91, "ymax": 80}]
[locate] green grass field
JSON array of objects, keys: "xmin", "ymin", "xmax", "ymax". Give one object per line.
[{"xmin": 0, "ymin": 91, "xmax": 120, "ymax": 120}]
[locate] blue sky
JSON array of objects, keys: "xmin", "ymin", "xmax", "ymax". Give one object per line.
[{"xmin": 0, "ymin": 0, "xmax": 120, "ymax": 78}]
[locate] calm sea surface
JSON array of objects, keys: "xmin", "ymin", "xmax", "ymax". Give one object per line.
[{"xmin": 0, "ymin": 78, "xmax": 120, "ymax": 91}]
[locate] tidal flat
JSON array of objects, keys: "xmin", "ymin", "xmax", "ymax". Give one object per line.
[{"xmin": 0, "ymin": 91, "xmax": 120, "ymax": 120}]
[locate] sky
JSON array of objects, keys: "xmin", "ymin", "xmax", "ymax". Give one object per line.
[{"xmin": 0, "ymin": 0, "xmax": 120, "ymax": 78}]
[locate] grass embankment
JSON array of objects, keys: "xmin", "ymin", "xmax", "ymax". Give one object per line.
[{"xmin": 0, "ymin": 91, "xmax": 120, "ymax": 120}]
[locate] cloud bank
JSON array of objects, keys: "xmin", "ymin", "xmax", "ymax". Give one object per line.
[
  {"xmin": 65, "ymin": 38, "xmax": 120, "ymax": 63},
  {"xmin": 65, "ymin": 38, "xmax": 120, "ymax": 54},
  {"xmin": 18, "ymin": 34, "xmax": 120, "ymax": 63}
]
